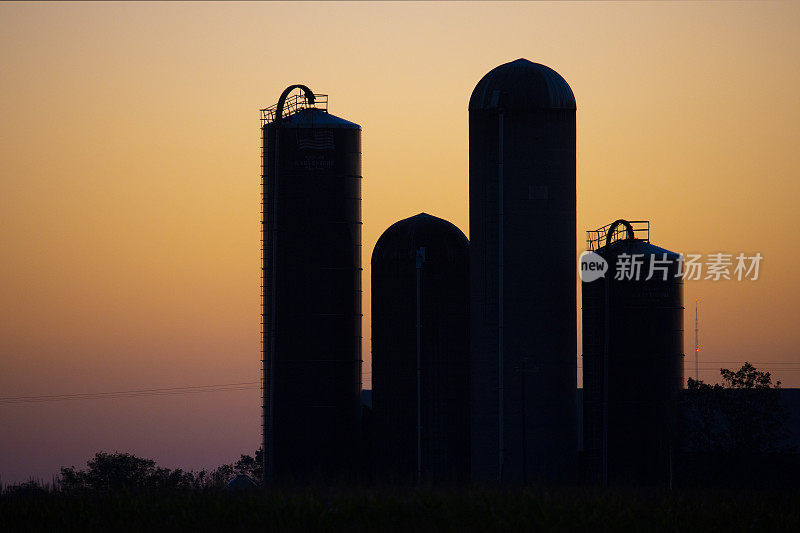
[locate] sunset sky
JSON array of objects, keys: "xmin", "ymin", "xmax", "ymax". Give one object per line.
[{"xmin": 2, "ymin": 1, "xmax": 799, "ymax": 484}]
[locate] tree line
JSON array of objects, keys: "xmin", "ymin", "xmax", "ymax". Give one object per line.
[
  {"xmin": 3, "ymin": 362, "xmax": 796, "ymax": 493},
  {"xmin": 3, "ymin": 450, "xmax": 263, "ymax": 495}
]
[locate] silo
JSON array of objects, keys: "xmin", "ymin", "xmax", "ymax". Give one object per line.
[
  {"xmin": 261, "ymin": 85, "xmax": 362, "ymax": 482},
  {"xmin": 582, "ymin": 220, "xmax": 684, "ymax": 486},
  {"xmin": 469, "ymin": 59, "xmax": 577, "ymax": 483},
  {"xmin": 371, "ymin": 213, "xmax": 470, "ymax": 483}
]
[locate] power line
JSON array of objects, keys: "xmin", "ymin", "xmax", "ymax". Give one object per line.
[
  {"xmin": 0, "ymin": 381, "xmax": 260, "ymax": 406},
  {"xmin": 3, "ymin": 361, "xmax": 796, "ymax": 405},
  {"xmin": 694, "ymin": 361, "xmax": 800, "ymax": 365}
]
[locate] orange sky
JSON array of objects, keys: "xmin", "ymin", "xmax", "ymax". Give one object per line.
[{"xmin": 1, "ymin": 1, "xmax": 799, "ymax": 484}]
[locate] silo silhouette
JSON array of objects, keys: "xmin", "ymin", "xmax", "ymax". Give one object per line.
[
  {"xmin": 371, "ymin": 213, "xmax": 470, "ymax": 483},
  {"xmin": 469, "ymin": 59, "xmax": 577, "ymax": 483},
  {"xmin": 582, "ymin": 220, "xmax": 684, "ymax": 487},
  {"xmin": 261, "ymin": 85, "xmax": 362, "ymax": 482}
]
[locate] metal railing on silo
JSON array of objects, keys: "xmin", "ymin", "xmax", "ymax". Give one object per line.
[
  {"xmin": 587, "ymin": 220, "xmax": 649, "ymax": 251},
  {"xmin": 260, "ymin": 93, "xmax": 328, "ymax": 125}
]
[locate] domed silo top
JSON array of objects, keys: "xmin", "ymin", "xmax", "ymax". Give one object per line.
[
  {"xmin": 280, "ymin": 107, "xmax": 360, "ymax": 129},
  {"xmin": 602, "ymin": 239, "xmax": 680, "ymax": 260},
  {"xmin": 469, "ymin": 58, "xmax": 576, "ymax": 111},
  {"xmin": 372, "ymin": 213, "xmax": 469, "ymax": 265}
]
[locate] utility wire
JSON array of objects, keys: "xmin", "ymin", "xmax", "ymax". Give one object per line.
[
  {"xmin": 1, "ymin": 372, "xmax": 375, "ymax": 405},
  {"xmin": 3, "ymin": 361, "xmax": 795, "ymax": 405},
  {"xmin": 0, "ymin": 381, "xmax": 260, "ymax": 405}
]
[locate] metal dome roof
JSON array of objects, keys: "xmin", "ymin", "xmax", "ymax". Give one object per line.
[
  {"xmin": 278, "ymin": 108, "xmax": 360, "ymax": 129},
  {"xmin": 599, "ymin": 239, "xmax": 681, "ymax": 259},
  {"xmin": 469, "ymin": 58, "xmax": 576, "ymax": 111},
  {"xmin": 224, "ymin": 474, "xmax": 258, "ymax": 491},
  {"xmin": 371, "ymin": 213, "xmax": 468, "ymax": 265}
]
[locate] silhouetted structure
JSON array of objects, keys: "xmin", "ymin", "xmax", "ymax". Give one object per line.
[
  {"xmin": 261, "ymin": 85, "xmax": 362, "ymax": 482},
  {"xmin": 469, "ymin": 59, "xmax": 577, "ymax": 483},
  {"xmin": 225, "ymin": 474, "xmax": 258, "ymax": 491},
  {"xmin": 582, "ymin": 220, "xmax": 684, "ymax": 487},
  {"xmin": 371, "ymin": 213, "xmax": 470, "ymax": 483}
]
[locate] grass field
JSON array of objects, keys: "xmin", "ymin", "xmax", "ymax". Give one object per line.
[{"xmin": 2, "ymin": 487, "xmax": 799, "ymax": 532}]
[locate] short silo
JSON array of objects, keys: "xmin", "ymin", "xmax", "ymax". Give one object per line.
[
  {"xmin": 261, "ymin": 85, "xmax": 362, "ymax": 482},
  {"xmin": 582, "ymin": 220, "xmax": 684, "ymax": 487},
  {"xmin": 469, "ymin": 59, "xmax": 577, "ymax": 483},
  {"xmin": 371, "ymin": 213, "xmax": 470, "ymax": 483}
]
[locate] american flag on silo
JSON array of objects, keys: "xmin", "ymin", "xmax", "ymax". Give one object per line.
[{"xmin": 297, "ymin": 129, "xmax": 335, "ymax": 150}]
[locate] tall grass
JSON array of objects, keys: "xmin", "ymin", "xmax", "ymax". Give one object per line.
[{"xmin": 2, "ymin": 486, "xmax": 799, "ymax": 532}]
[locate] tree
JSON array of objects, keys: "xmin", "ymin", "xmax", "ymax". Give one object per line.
[
  {"xmin": 684, "ymin": 362, "xmax": 789, "ymax": 454},
  {"xmin": 85, "ymin": 452, "xmax": 157, "ymax": 490},
  {"xmin": 233, "ymin": 448, "xmax": 264, "ymax": 483},
  {"xmin": 56, "ymin": 449, "xmax": 264, "ymax": 492},
  {"xmin": 59, "ymin": 452, "xmax": 199, "ymax": 491},
  {"xmin": 2, "ymin": 479, "xmax": 47, "ymax": 495},
  {"xmin": 719, "ymin": 361, "xmax": 780, "ymax": 390}
]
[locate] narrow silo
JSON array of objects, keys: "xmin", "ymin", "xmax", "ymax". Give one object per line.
[
  {"xmin": 582, "ymin": 220, "xmax": 684, "ymax": 487},
  {"xmin": 261, "ymin": 85, "xmax": 362, "ymax": 483},
  {"xmin": 372, "ymin": 213, "xmax": 470, "ymax": 483},
  {"xmin": 469, "ymin": 59, "xmax": 577, "ymax": 483}
]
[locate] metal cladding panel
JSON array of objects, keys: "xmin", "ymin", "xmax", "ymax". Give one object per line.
[
  {"xmin": 469, "ymin": 61, "xmax": 577, "ymax": 484},
  {"xmin": 262, "ymin": 115, "xmax": 362, "ymax": 482},
  {"xmin": 582, "ymin": 239, "xmax": 684, "ymax": 487},
  {"xmin": 371, "ymin": 214, "xmax": 470, "ymax": 483}
]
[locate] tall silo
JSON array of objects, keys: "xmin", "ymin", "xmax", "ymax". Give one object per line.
[
  {"xmin": 582, "ymin": 220, "xmax": 684, "ymax": 487},
  {"xmin": 469, "ymin": 59, "xmax": 577, "ymax": 483},
  {"xmin": 371, "ymin": 213, "xmax": 470, "ymax": 483},
  {"xmin": 261, "ymin": 85, "xmax": 362, "ymax": 483}
]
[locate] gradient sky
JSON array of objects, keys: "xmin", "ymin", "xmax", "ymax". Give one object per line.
[{"xmin": 1, "ymin": 1, "xmax": 799, "ymax": 484}]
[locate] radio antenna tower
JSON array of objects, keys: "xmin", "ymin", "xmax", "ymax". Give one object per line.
[{"xmin": 694, "ymin": 299, "xmax": 700, "ymax": 381}]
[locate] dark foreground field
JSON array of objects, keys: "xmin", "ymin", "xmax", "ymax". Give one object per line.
[{"xmin": 2, "ymin": 487, "xmax": 799, "ymax": 532}]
